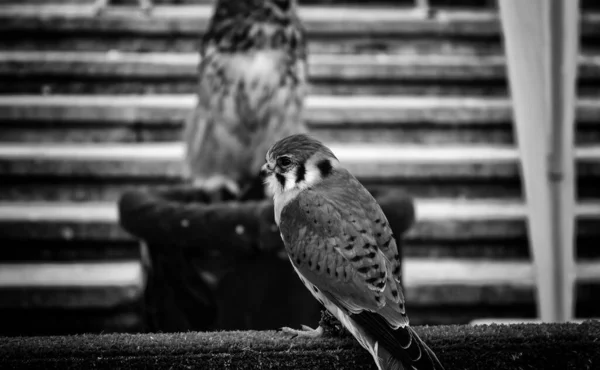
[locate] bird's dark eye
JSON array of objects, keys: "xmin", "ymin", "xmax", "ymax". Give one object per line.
[{"xmin": 277, "ymin": 156, "xmax": 292, "ymax": 168}]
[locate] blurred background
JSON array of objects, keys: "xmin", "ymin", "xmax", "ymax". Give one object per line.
[{"xmin": 0, "ymin": 0, "xmax": 599, "ymax": 336}]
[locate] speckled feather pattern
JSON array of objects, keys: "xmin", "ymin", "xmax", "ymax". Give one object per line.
[
  {"xmin": 274, "ymin": 148, "xmax": 445, "ymax": 369},
  {"xmin": 279, "ymin": 169, "xmax": 407, "ymax": 326},
  {"xmin": 184, "ymin": 0, "xmax": 307, "ymax": 187}
]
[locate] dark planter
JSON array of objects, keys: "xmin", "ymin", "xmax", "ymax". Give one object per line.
[{"xmin": 118, "ymin": 186, "xmax": 415, "ymax": 332}]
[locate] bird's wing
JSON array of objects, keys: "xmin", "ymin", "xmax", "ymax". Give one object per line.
[{"xmin": 278, "ymin": 169, "xmax": 406, "ymax": 326}]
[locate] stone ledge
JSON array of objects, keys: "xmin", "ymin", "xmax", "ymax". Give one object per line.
[{"xmin": 0, "ymin": 321, "xmax": 599, "ymax": 369}]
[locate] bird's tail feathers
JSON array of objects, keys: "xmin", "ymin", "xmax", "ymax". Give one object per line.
[
  {"xmin": 375, "ymin": 342, "xmax": 406, "ymax": 370},
  {"xmin": 369, "ymin": 325, "xmax": 444, "ymax": 370},
  {"xmin": 400, "ymin": 326, "xmax": 444, "ymax": 370},
  {"xmin": 350, "ymin": 310, "xmax": 444, "ymax": 370}
]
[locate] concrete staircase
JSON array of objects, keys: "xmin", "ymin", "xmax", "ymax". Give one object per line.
[{"xmin": 1, "ymin": 0, "xmax": 600, "ymax": 334}]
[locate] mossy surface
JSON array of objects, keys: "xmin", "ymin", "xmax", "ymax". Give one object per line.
[{"xmin": 1, "ymin": 319, "xmax": 599, "ymax": 369}]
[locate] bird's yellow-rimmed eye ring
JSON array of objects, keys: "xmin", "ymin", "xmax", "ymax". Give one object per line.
[{"xmin": 276, "ymin": 156, "xmax": 292, "ymax": 169}]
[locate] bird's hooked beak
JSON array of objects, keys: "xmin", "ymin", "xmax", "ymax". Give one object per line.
[{"xmin": 260, "ymin": 163, "xmax": 273, "ymax": 179}]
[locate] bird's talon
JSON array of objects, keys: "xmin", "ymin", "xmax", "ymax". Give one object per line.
[{"xmin": 281, "ymin": 325, "xmax": 324, "ymax": 339}]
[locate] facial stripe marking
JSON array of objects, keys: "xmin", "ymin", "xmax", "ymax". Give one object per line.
[
  {"xmin": 276, "ymin": 173, "xmax": 286, "ymax": 187},
  {"xmin": 317, "ymin": 159, "xmax": 333, "ymax": 177},
  {"xmin": 296, "ymin": 163, "xmax": 306, "ymax": 183}
]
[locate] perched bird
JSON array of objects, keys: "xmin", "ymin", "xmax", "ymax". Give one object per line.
[
  {"xmin": 185, "ymin": 0, "xmax": 308, "ymax": 202},
  {"xmin": 262, "ymin": 134, "xmax": 444, "ymax": 370}
]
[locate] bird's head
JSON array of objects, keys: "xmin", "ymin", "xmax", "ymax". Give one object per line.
[
  {"xmin": 262, "ymin": 134, "xmax": 339, "ymax": 198},
  {"xmin": 205, "ymin": 0, "xmax": 304, "ymax": 55}
]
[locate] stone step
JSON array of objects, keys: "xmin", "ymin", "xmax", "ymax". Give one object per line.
[
  {"xmin": 2, "ymin": 51, "xmax": 599, "ymax": 96},
  {"xmin": 0, "ymin": 239, "xmax": 141, "ymax": 262},
  {"xmin": 1, "ymin": 141, "xmax": 599, "ymax": 180},
  {"xmin": 2, "ymin": 199, "xmax": 600, "ymax": 242},
  {"xmin": 0, "ymin": 5, "xmax": 510, "ymax": 37},
  {"xmin": 5, "ymin": 0, "xmax": 495, "ymax": 7},
  {"xmin": 0, "ymin": 308, "xmax": 143, "ymax": 336},
  {"xmin": 0, "ymin": 95, "xmax": 515, "ymax": 124},
  {"xmin": 0, "ymin": 257, "xmax": 598, "ymax": 313},
  {"xmin": 13, "ymin": 0, "xmax": 598, "ymax": 10},
  {"xmin": 1, "ymin": 6, "xmax": 598, "ymax": 54},
  {"xmin": 1, "ymin": 5, "xmax": 598, "ymax": 38},
  {"xmin": 0, "ymin": 261, "xmax": 143, "ymax": 309},
  {"xmin": 0, "ymin": 51, "xmax": 510, "ymax": 96},
  {"xmin": 0, "ymin": 51, "xmax": 597, "ymax": 84},
  {"xmin": 0, "ymin": 259, "xmax": 144, "ymax": 335},
  {"xmin": 0, "ymin": 33, "xmax": 505, "ymax": 56},
  {"xmin": 0, "ymin": 179, "xmax": 531, "ymax": 203},
  {"xmin": 1, "ymin": 95, "xmax": 600, "ymax": 146},
  {"xmin": 0, "ymin": 51, "xmax": 504, "ymax": 80},
  {"xmin": 1, "ymin": 142, "xmax": 599, "ymax": 200},
  {"xmin": 3, "ymin": 4, "xmax": 599, "ymax": 38},
  {"xmin": 2, "ymin": 95, "xmax": 598, "ymax": 126},
  {"xmin": 9, "ymin": 230, "xmax": 596, "ymax": 262}
]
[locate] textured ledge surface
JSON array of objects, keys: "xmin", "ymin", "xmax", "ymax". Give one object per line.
[{"xmin": 0, "ymin": 321, "xmax": 599, "ymax": 369}]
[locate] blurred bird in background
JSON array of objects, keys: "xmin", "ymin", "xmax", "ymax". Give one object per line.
[
  {"xmin": 262, "ymin": 134, "xmax": 444, "ymax": 370},
  {"xmin": 185, "ymin": 0, "xmax": 308, "ymax": 202}
]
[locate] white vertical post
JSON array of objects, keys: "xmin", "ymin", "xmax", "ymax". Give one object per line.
[
  {"xmin": 498, "ymin": 0, "xmax": 579, "ymax": 322},
  {"xmin": 548, "ymin": 0, "xmax": 579, "ymax": 323}
]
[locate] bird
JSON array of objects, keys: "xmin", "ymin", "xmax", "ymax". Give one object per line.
[
  {"xmin": 261, "ymin": 134, "xmax": 445, "ymax": 370},
  {"xmin": 184, "ymin": 0, "xmax": 308, "ymax": 202}
]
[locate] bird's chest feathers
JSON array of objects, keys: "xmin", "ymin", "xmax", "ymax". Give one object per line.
[
  {"xmin": 228, "ymin": 51, "xmax": 283, "ymax": 86},
  {"xmin": 273, "ymin": 188, "xmax": 302, "ymax": 226},
  {"xmin": 215, "ymin": 51, "xmax": 294, "ymax": 122}
]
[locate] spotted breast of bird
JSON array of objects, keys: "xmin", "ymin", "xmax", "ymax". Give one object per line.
[
  {"xmin": 185, "ymin": 0, "xmax": 308, "ymax": 202},
  {"xmin": 261, "ymin": 134, "xmax": 445, "ymax": 370}
]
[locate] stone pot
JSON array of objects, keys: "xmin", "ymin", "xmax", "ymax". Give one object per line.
[{"xmin": 118, "ymin": 186, "xmax": 414, "ymax": 332}]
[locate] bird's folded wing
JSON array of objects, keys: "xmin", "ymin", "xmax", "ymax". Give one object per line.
[{"xmin": 278, "ymin": 173, "xmax": 407, "ymax": 327}]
